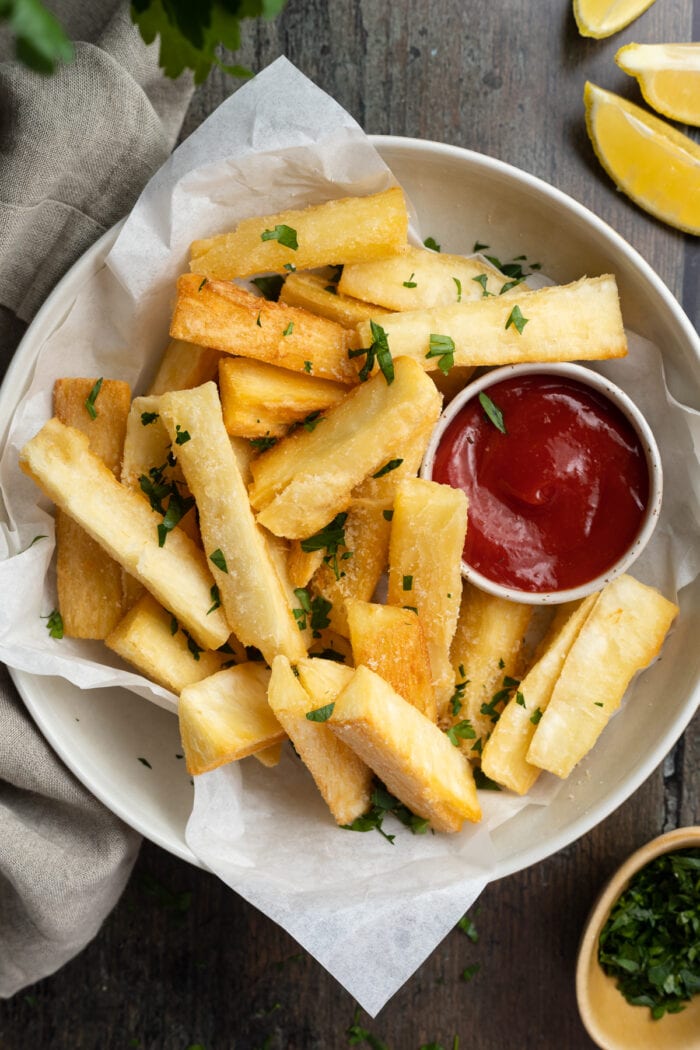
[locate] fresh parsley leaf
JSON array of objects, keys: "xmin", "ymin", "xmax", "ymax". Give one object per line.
[
  {"xmin": 209, "ymin": 548, "xmax": 228, "ymax": 573},
  {"xmin": 403, "ymin": 272, "xmax": 417, "ymax": 288},
  {"xmin": 43, "ymin": 608, "xmax": 63, "ymax": 639},
  {"xmin": 282, "ymin": 321, "xmax": 294, "ymax": 336},
  {"xmin": 505, "ymin": 304, "xmax": 529, "ymax": 334},
  {"xmin": 448, "ymin": 678, "xmax": 468, "ymax": 716},
  {"xmin": 349, "ymin": 319, "xmax": 394, "ymax": 384},
  {"xmin": 473, "ymin": 768, "xmax": 502, "ymax": 790},
  {"xmin": 2, "ymin": 0, "xmax": 74, "ymax": 74},
  {"xmin": 260, "ymin": 223, "xmax": 298, "ymax": 250},
  {"xmin": 458, "ymin": 913, "xmax": 479, "ymax": 942},
  {"xmin": 453, "ymin": 276, "xmax": 462, "ymax": 302},
  {"xmin": 197, "ymin": 277, "xmax": 207, "ymax": 291},
  {"xmin": 175, "ymin": 424, "xmax": 191, "ymax": 445},
  {"xmin": 372, "ymin": 458, "xmax": 403, "ymax": 478},
  {"xmin": 301, "ymin": 411, "xmax": 323, "ymax": 432},
  {"xmin": 423, "ymin": 236, "xmax": 441, "ymax": 252},
  {"xmin": 425, "ymin": 332, "xmax": 455, "ymax": 375},
  {"xmin": 478, "ymin": 391, "xmax": 507, "ymax": 434},
  {"xmin": 251, "ymin": 274, "xmax": 284, "ymax": 300},
  {"xmin": 84, "ymin": 377, "xmax": 103, "ymax": 419},
  {"xmin": 343, "ymin": 783, "xmax": 429, "ymax": 843},
  {"xmin": 141, "ymin": 411, "xmax": 159, "ymax": 425},
  {"xmin": 529, "ymin": 706, "xmax": 543, "ymax": 725},
  {"xmin": 402, "ymin": 574, "xmax": 413, "ymax": 591},
  {"xmin": 382, "ymin": 509, "xmax": 393, "ymax": 521},
  {"xmin": 500, "ymin": 277, "xmax": 526, "ymax": 294},
  {"xmin": 462, "ymin": 963, "xmax": 480, "ymax": 982},
  {"xmin": 283, "ymin": 262, "xmax": 296, "ymax": 272},
  {"xmin": 206, "ymin": 585, "xmax": 221, "ymax": 615},
  {"xmin": 305, "ymin": 702, "xmax": 335, "ymax": 723},
  {"xmin": 300, "ymin": 512, "xmax": 352, "ymax": 581},
  {"xmin": 303, "ymin": 360, "xmax": 313, "ymax": 373},
  {"xmin": 446, "ymin": 719, "xmax": 477, "ymax": 746},
  {"xmin": 249, "ymin": 435, "xmax": 277, "ymax": 451},
  {"xmin": 471, "ymin": 273, "xmax": 492, "ymax": 297},
  {"xmin": 473, "ymin": 241, "xmax": 489, "ymax": 252}
]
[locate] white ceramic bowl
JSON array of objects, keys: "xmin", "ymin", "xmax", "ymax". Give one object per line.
[
  {"xmin": 2, "ymin": 136, "xmax": 699, "ymax": 876},
  {"xmin": 421, "ymin": 361, "xmax": 663, "ymax": 605}
]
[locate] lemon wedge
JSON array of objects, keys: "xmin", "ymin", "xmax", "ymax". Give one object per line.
[
  {"xmin": 616, "ymin": 43, "xmax": 700, "ymax": 126},
  {"xmin": 584, "ymin": 82, "xmax": 700, "ymax": 235},
  {"xmin": 574, "ymin": 0, "xmax": 657, "ymax": 39}
]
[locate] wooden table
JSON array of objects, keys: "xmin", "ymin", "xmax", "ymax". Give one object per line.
[{"xmin": 1, "ymin": 2, "xmax": 698, "ymax": 1047}]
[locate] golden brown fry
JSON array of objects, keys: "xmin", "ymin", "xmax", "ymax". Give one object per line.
[
  {"xmin": 280, "ymin": 271, "xmax": 389, "ymax": 327},
  {"xmin": 189, "ymin": 188, "xmax": 408, "ymax": 279},
  {"xmin": 347, "ymin": 600, "xmax": 436, "ymax": 721},
  {"xmin": 170, "ymin": 275, "xmax": 357, "ymax": 384},
  {"xmin": 53, "ymin": 377, "xmax": 131, "ymax": 639},
  {"xmin": 329, "ymin": 665, "xmax": 481, "ymax": 832},
  {"xmin": 356, "ymin": 275, "xmax": 627, "ymax": 371},
  {"xmin": 267, "ymin": 655, "xmax": 372, "ymax": 826},
  {"xmin": 148, "ymin": 338, "xmax": 223, "ymax": 395}
]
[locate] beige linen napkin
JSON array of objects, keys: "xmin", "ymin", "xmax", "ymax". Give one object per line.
[{"xmin": 0, "ymin": 0, "xmax": 193, "ymax": 997}]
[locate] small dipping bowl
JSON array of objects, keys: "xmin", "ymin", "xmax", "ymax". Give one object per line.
[
  {"xmin": 576, "ymin": 826, "xmax": 700, "ymax": 1050},
  {"xmin": 420, "ymin": 362, "xmax": 663, "ymax": 605}
]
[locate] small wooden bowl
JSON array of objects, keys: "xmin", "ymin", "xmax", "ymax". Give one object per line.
[{"xmin": 576, "ymin": 827, "xmax": 700, "ymax": 1050}]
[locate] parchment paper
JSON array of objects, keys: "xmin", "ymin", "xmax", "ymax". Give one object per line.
[{"xmin": 0, "ymin": 58, "xmax": 698, "ymax": 1016}]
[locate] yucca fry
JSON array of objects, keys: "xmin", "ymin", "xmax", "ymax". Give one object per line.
[
  {"xmin": 254, "ymin": 744, "xmax": 283, "ymax": 768},
  {"xmin": 280, "ymin": 271, "xmax": 389, "ymax": 327},
  {"xmin": 105, "ymin": 592, "xmax": 245, "ymax": 694},
  {"xmin": 157, "ymin": 383, "xmax": 308, "ymax": 665},
  {"xmin": 287, "ymin": 541, "xmax": 324, "ymax": 588},
  {"xmin": 219, "ymin": 357, "xmax": 347, "ymax": 439},
  {"xmin": 20, "ymin": 418, "xmax": 230, "ymax": 651},
  {"xmin": 338, "ymin": 244, "xmax": 512, "ymax": 311},
  {"xmin": 189, "ymin": 187, "xmax": 409, "ymax": 279},
  {"xmin": 178, "ymin": 663, "xmax": 280, "ymax": 774},
  {"xmin": 527, "ymin": 575, "xmax": 678, "ymax": 779},
  {"xmin": 448, "ymin": 582, "xmax": 533, "ymax": 748},
  {"xmin": 170, "ymin": 275, "xmax": 357, "ymax": 384},
  {"xmin": 249, "ymin": 357, "xmax": 442, "ymax": 539},
  {"xmin": 309, "ymin": 424, "xmax": 433, "ymax": 637},
  {"xmin": 329, "ymin": 665, "xmax": 481, "ymax": 832},
  {"xmin": 53, "ymin": 377, "xmax": 131, "ymax": 639},
  {"xmin": 347, "ymin": 600, "xmax": 436, "ymax": 721},
  {"xmin": 481, "ymin": 596, "xmax": 597, "ymax": 793},
  {"xmin": 148, "ymin": 338, "xmax": 223, "ymax": 395},
  {"xmin": 386, "ymin": 477, "xmax": 467, "ymax": 710},
  {"xmin": 356, "ymin": 275, "xmax": 627, "ymax": 371},
  {"xmin": 295, "ymin": 654, "xmax": 354, "ymax": 703},
  {"xmin": 267, "ymin": 656, "xmax": 372, "ymax": 826}
]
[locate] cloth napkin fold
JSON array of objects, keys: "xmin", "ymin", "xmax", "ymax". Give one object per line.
[{"xmin": 0, "ymin": 0, "xmax": 193, "ymax": 998}]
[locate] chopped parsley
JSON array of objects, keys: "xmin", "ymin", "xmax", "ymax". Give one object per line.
[
  {"xmin": 424, "ymin": 236, "xmax": 441, "ymax": 252},
  {"xmin": 141, "ymin": 411, "xmax": 159, "ymax": 425},
  {"xmin": 453, "ymin": 276, "xmax": 462, "ymax": 302},
  {"xmin": 382, "ymin": 509, "xmax": 393, "ymax": 521},
  {"xmin": 349, "ymin": 319, "xmax": 394, "ymax": 384},
  {"xmin": 139, "ymin": 462, "xmax": 194, "ymax": 547},
  {"xmin": 372, "ymin": 458, "xmax": 403, "ymax": 479},
  {"xmin": 282, "ymin": 321, "xmax": 294, "ymax": 336},
  {"xmin": 471, "ymin": 273, "xmax": 492, "ymax": 297},
  {"xmin": 473, "ymin": 768, "xmax": 502, "ymax": 790},
  {"xmin": 206, "ymin": 585, "xmax": 221, "ymax": 615},
  {"xmin": 292, "ymin": 588, "xmax": 332, "ymax": 636},
  {"xmin": 478, "ymin": 391, "xmax": 507, "ymax": 434},
  {"xmin": 446, "ymin": 719, "xmax": 476, "ymax": 746},
  {"xmin": 284, "ymin": 262, "xmax": 296, "ymax": 272},
  {"xmin": 175, "ymin": 425, "xmax": 191, "ymax": 445},
  {"xmin": 209, "ymin": 548, "xmax": 228, "ymax": 573},
  {"xmin": 448, "ymin": 677, "xmax": 469, "ymax": 716},
  {"xmin": 84, "ymin": 377, "xmax": 103, "ymax": 420},
  {"xmin": 43, "ymin": 608, "xmax": 64, "ymax": 639},
  {"xmin": 303, "ymin": 360, "xmax": 313, "ymax": 373},
  {"xmin": 458, "ymin": 913, "xmax": 479, "ymax": 941},
  {"xmin": 251, "ymin": 274, "xmax": 284, "ymax": 300},
  {"xmin": 462, "ymin": 964, "xmax": 480, "ymax": 982},
  {"xmin": 425, "ymin": 332, "xmax": 455, "ymax": 375},
  {"xmin": 343, "ymin": 783, "xmax": 429, "ymax": 843},
  {"xmin": 346, "ymin": 1008, "xmax": 390, "ymax": 1049},
  {"xmin": 529, "ymin": 707, "xmax": 543, "ymax": 725},
  {"xmin": 260, "ymin": 223, "xmax": 298, "ymax": 250},
  {"xmin": 249, "ymin": 435, "xmax": 277, "ymax": 451},
  {"xmin": 473, "ymin": 241, "xmax": 489, "ymax": 252},
  {"xmin": 505, "ymin": 304, "xmax": 529, "ymax": 334},
  {"xmin": 197, "ymin": 277, "xmax": 207, "ymax": 291},
  {"xmin": 402, "ymin": 574, "xmax": 413, "ymax": 591},
  {"xmin": 599, "ymin": 848, "xmax": 700, "ymax": 1019},
  {"xmin": 300, "ymin": 512, "xmax": 352, "ymax": 580},
  {"xmin": 403, "ymin": 272, "xmax": 417, "ymax": 288},
  {"xmin": 305, "ymin": 702, "xmax": 335, "ymax": 723}
]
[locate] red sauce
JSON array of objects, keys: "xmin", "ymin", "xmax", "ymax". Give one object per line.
[{"xmin": 432, "ymin": 373, "xmax": 649, "ymax": 593}]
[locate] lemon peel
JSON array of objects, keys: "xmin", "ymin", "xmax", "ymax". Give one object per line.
[
  {"xmin": 616, "ymin": 43, "xmax": 700, "ymax": 127},
  {"xmin": 584, "ymin": 81, "xmax": 700, "ymax": 236},
  {"xmin": 573, "ymin": 0, "xmax": 657, "ymax": 39}
]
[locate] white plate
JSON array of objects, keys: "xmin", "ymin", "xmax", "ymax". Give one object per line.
[{"xmin": 2, "ymin": 136, "xmax": 699, "ymax": 875}]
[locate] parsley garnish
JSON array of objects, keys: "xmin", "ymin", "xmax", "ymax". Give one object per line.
[
  {"xmin": 425, "ymin": 333, "xmax": 455, "ymax": 375},
  {"xmin": 300, "ymin": 512, "xmax": 352, "ymax": 581},
  {"xmin": 84, "ymin": 377, "xmax": 103, "ymax": 419},
  {"xmin": 209, "ymin": 548, "xmax": 228, "ymax": 573},
  {"xmin": 449, "ymin": 678, "xmax": 469, "ymax": 716},
  {"xmin": 473, "ymin": 768, "xmax": 502, "ymax": 790},
  {"xmin": 458, "ymin": 913, "xmax": 479, "ymax": 941},
  {"xmin": 301, "ymin": 411, "xmax": 323, "ymax": 432},
  {"xmin": 349, "ymin": 319, "xmax": 394, "ymax": 384},
  {"xmin": 175, "ymin": 425, "xmax": 191, "ymax": 445},
  {"xmin": 305, "ymin": 702, "xmax": 335, "ymax": 723},
  {"xmin": 139, "ymin": 463, "xmax": 194, "ymax": 547},
  {"xmin": 402, "ymin": 574, "xmax": 413, "ymax": 591},
  {"xmin": 500, "ymin": 277, "xmax": 526, "ymax": 294},
  {"xmin": 372, "ymin": 458, "xmax": 403, "ymax": 479},
  {"xmin": 249, "ymin": 436, "xmax": 277, "ymax": 451},
  {"xmin": 382, "ymin": 509, "xmax": 393, "ymax": 521},
  {"xmin": 516, "ymin": 691, "xmax": 526, "ymax": 707},
  {"xmin": 424, "ymin": 236, "xmax": 441, "ymax": 252},
  {"xmin": 599, "ymin": 848, "xmax": 700, "ymax": 1019},
  {"xmin": 137, "ymin": 757, "xmax": 152, "ymax": 768},
  {"xmin": 471, "ymin": 273, "xmax": 492, "ymax": 297},
  {"xmin": 346, "ymin": 1008, "xmax": 390, "ymax": 1049},
  {"xmin": 284, "ymin": 262, "xmax": 296, "ymax": 272},
  {"xmin": 446, "ymin": 719, "xmax": 476, "ymax": 746},
  {"xmin": 256, "ymin": 312, "xmax": 262, "ymax": 327},
  {"xmin": 453, "ymin": 276, "xmax": 462, "ymax": 302},
  {"xmin": 260, "ymin": 224, "xmax": 298, "ymax": 250},
  {"xmin": 184, "ymin": 632, "xmax": 203, "ymax": 661},
  {"xmin": 505, "ymin": 304, "xmax": 529, "ymax": 334},
  {"xmin": 207, "ymin": 585, "xmax": 221, "ymax": 615},
  {"xmin": 292, "ymin": 588, "xmax": 332, "ymax": 636},
  {"xmin": 462, "ymin": 964, "xmax": 480, "ymax": 982},
  {"xmin": 403, "ymin": 272, "xmax": 417, "ymax": 288},
  {"xmin": 343, "ymin": 783, "xmax": 429, "ymax": 843},
  {"xmin": 251, "ymin": 275, "xmax": 284, "ymax": 300},
  {"xmin": 529, "ymin": 707, "xmax": 543, "ymax": 725},
  {"xmin": 141, "ymin": 411, "xmax": 159, "ymax": 425},
  {"xmin": 197, "ymin": 277, "xmax": 207, "ymax": 291},
  {"xmin": 43, "ymin": 608, "xmax": 64, "ymax": 639},
  {"xmin": 473, "ymin": 241, "xmax": 489, "ymax": 252},
  {"xmin": 303, "ymin": 360, "xmax": 313, "ymax": 373},
  {"xmin": 282, "ymin": 321, "xmax": 294, "ymax": 336},
  {"xmin": 478, "ymin": 392, "xmax": 507, "ymax": 434}
]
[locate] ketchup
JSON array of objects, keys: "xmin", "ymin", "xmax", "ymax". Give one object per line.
[{"xmin": 432, "ymin": 374, "xmax": 649, "ymax": 592}]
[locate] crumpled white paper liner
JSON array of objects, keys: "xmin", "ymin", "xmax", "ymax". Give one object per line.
[{"xmin": 0, "ymin": 57, "xmax": 698, "ymax": 1016}]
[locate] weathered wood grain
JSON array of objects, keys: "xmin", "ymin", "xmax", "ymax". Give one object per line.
[{"xmin": 0, "ymin": 2, "xmax": 697, "ymax": 1048}]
